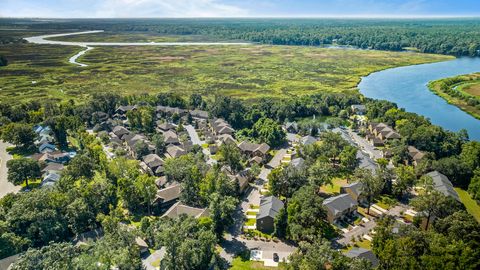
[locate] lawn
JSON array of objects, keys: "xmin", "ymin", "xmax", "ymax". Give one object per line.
[
  {"xmin": 245, "ymin": 218, "xmax": 256, "ymax": 226},
  {"xmin": 230, "ymin": 257, "xmax": 286, "ymax": 270},
  {"xmin": 0, "ymin": 30, "xmax": 452, "ymax": 104},
  {"xmin": 455, "ymin": 187, "xmax": 480, "ymax": 223},
  {"xmin": 320, "ymin": 178, "xmax": 348, "ymax": 194}
]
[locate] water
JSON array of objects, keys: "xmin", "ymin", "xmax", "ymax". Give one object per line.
[{"xmin": 359, "ymin": 57, "xmax": 480, "ymax": 141}]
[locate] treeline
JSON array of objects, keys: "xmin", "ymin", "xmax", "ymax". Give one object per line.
[{"xmin": 7, "ymin": 18, "xmax": 480, "ymax": 56}]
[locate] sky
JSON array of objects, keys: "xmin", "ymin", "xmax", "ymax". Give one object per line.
[{"xmin": 1, "ymin": 0, "xmax": 480, "ymax": 18}]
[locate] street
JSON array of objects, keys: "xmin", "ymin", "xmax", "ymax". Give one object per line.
[{"xmin": 0, "ymin": 141, "xmax": 20, "ymax": 198}]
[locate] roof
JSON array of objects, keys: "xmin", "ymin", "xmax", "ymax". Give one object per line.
[
  {"xmin": 238, "ymin": 141, "xmax": 270, "ymax": 155},
  {"xmin": 190, "ymin": 109, "xmax": 209, "ymax": 119},
  {"xmin": 301, "ymin": 135, "xmax": 317, "ymax": 145},
  {"xmin": 116, "ymin": 105, "xmax": 136, "ymax": 113},
  {"xmin": 41, "ymin": 162, "xmax": 64, "ymax": 173},
  {"xmin": 342, "ymin": 182, "xmax": 362, "ymax": 198},
  {"xmin": 345, "ymin": 248, "xmax": 379, "ymax": 267},
  {"xmin": 426, "ymin": 171, "xmax": 460, "ymax": 201},
  {"xmin": 257, "ymin": 196, "xmax": 284, "ymax": 220},
  {"xmin": 166, "ymin": 145, "xmax": 186, "ymax": 158},
  {"xmin": 155, "ymin": 176, "xmax": 168, "ymax": 188},
  {"xmin": 156, "ymin": 183, "xmax": 182, "ymax": 203},
  {"xmin": 162, "ymin": 202, "xmax": 209, "ymax": 219},
  {"xmin": 163, "ymin": 130, "xmax": 179, "ymax": 144},
  {"xmin": 290, "ymin": 157, "xmax": 305, "ymax": 168},
  {"xmin": 143, "ymin": 154, "xmax": 164, "ymax": 168},
  {"xmin": 39, "ymin": 143, "xmax": 56, "ymax": 152},
  {"xmin": 351, "ymin": 104, "xmax": 367, "ymax": 111},
  {"xmin": 322, "ymin": 193, "xmax": 357, "ymax": 216},
  {"xmin": 43, "ymin": 172, "xmax": 61, "ymax": 183},
  {"xmin": 112, "ymin": 126, "xmax": 130, "ymax": 137},
  {"xmin": 408, "ymin": 146, "xmax": 425, "ymax": 161},
  {"xmin": 158, "ymin": 122, "xmax": 176, "ymax": 131}
]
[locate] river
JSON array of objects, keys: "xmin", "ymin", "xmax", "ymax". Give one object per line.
[{"xmin": 359, "ymin": 57, "xmax": 480, "ymax": 141}]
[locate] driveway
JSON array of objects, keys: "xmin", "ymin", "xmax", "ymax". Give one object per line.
[
  {"xmin": 0, "ymin": 141, "xmax": 21, "ymax": 198},
  {"xmin": 267, "ymin": 148, "xmax": 288, "ymax": 169},
  {"xmin": 184, "ymin": 125, "xmax": 203, "ymax": 145}
]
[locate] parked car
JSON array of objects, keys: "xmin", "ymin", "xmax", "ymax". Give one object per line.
[{"xmin": 273, "ymin": 253, "xmax": 279, "ymax": 262}]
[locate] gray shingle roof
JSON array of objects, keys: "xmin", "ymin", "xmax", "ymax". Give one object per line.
[
  {"xmin": 257, "ymin": 196, "xmax": 284, "ymax": 220},
  {"xmin": 426, "ymin": 171, "xmax": 460, "ymax": 201},
  {"xmin": 345, "ymin": 248, "xmax": 379, "ymax": 267},
  {"xmin": 322, "ymin": 193, "xmax": 357, "ymax": 216}
]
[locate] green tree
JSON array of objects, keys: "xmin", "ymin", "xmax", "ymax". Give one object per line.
[
  {"xmin": 63, "ymin": 154, "xmax": 95, "ymax": 179},
  {"xmin": 11, "ymin": 242, "xmax": 79, "ymax": 270},
  {"xmin": 393, "ymin": 165, "xmax": 416, "ymax": 198},
  {"xmin": 353, "ymin": 168, "xmax": 383, "ymax": 214},
  {"xmin": 189, "ymin": 93, "xmax": 203, "ymax": 108},
  {"xmin": 411, "ymin": 176, "xmax": 448, "ymax": 230},
  {"xmin": 460, "ymin": 141, "xmax": 480, "ymax": 171},
  {"xmin": 269, "ymin": 165, "xmax": 308, "ymax": 199},
  {"xmin": 152, "ymin": 133, "xmax": 165, "ymax": 155},
  {"xmin": 287, "ymin": 185, "xmax": 331, "ymax": 242},
  {"xmin": 209, "ymin": 193, "xmax": 238, "ymax": 238},
  {"xmin": 339, "ymin": 145, "xmax": 358, "ymax": 172},
  {"xmin": 308, "ymin": 159, "xmax": 334, "ymax": 188},
  {"xmin": 319, "ymin": 131, "xmax": 348, "ymax": 165},
  {"xmin": 252, "ymin": 117, "xmax": 286, "ymax": 147},
  {"xmin": 468, "ymin": 168, "xmax": 480, "ymax": 201},
  {"xmin": 134, "ymin": 174, "xmax": 157, "ymax": 215},
  {"xmin": 217, "ymin": 142, "xmax": 243, "ymax": 173},
  {"xmin": 1, "ymin": 123, "xmax": 35, "ymax": 148},
  {"xmin": 134, "ymin": 140, "xmax": 150, "ymax": 160},
  {"xmin": 6, "ymin": 157, "xmax": 41, "ymax": 188}
]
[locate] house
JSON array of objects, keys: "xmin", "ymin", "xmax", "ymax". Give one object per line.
[
  {"xmin": 322, "ymin": 193, "xmax": 358, "ymax": 223},
  {"xmin": 300, "ymin": 135, "xmax": 317, "ymax": 146},
  {"xmin": 115, "ymin": 105, "xmax": 136, "ymax": 115},
  {"xmin": 350, "ymin": 105, "xmax": 367, "ymax": 115},
  {"xmin": 154, "ymin": 183, "xmax": 182, "ymax": 209},
  {"xmin": 345, "ymin": 248, "xmax": 379, "ymax": 267},
  {"xmin": 42, "ymin": 172, "xmax": 61, "ymax": 187},
  {"xmin": 141, "ymin": 154, "xmax": 164, "ymax": 176},
  {"xmin": 216, "ymin": 134, "xmax": 236, "ymax": 146},
  {"xmin": 73, "ymin": 228, "xmax": 104, "ymax": 246},
  {"xmin": 155, "ymin": 176, "xmax": 168, "ymax": 188},
  {"xmin": 368, "ymin": 122, "xmax": 401, "ymax": 141},
  {"xmin": 248, "ymin": 156, "xmax": 263, "ymax": 166},
  {"xmin": 209, "ymin": 145, "xmax": 218, "ymax": 155},
  {"xmin": 135, "ymin": 237, "xmax": 149, "ymax": 255},
  {"xmin": 39, "ymin": 142, "xmax": 56, "ymax": 153},
  {"xmin": 234, "ymin": 169, "xmax": 252, "ymax": 193},
  {"xmin": 166, "ymin": 145, "xmax": 186, "ymax": 158},
  {"xmin": 285, "ymin": 122, "xmax": 299, "ymax": 133},
  {"xmin": 425, "ymin": 171, "xmax": 460, "ymax": 201},
  {"xmin": 238, "ymin": 141, "xmax": 270, "ymax": 158},
  {"xmin": 44, "ymin": 151, "xmax": 71, "ymax": 164},
  {"xmin": 162, "ymin": 202, "xmax": 209, "ymax": 219},
  {"xmin": 190, "ymin": 109, "xmax": 209, "ymax": 119},
  {"xmin": 157, "ymin": 122, "xmax": 176, "ymax": 132},
  {"xmin": 290, "ymin": 157, "xmax": 305, "ymax": 168},
  {"xmin": 340, "ymin": 182, "xmax": 365, "ymax": 204},
  {"xmin": 156, "ymin": 106, "xmax": 188, "ymax": 117},
  {"xmin": 211, "ymin": 118, "xmax": 235, "ymax": 136},
  {"xmin": 112, "ymin": 126, "xmax": 130, "ymax": 139},
  {"xmin": 408, "ymin": 146, "xmax": 425, "ymax": 166},
  {"xmin": 41, "ymin": 162, "xmax": 64, "ymax": 174},
  {"xmin": 163, "ymin": 130, "xmax": 179, "ymax": 145},
  {"xmin": 256, "ymin": 196, "xmax": 284, "ymax": 233}
]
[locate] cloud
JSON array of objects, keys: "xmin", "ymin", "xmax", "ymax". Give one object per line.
[{"xmin": 95, "ymin": 0, "xmax": 248, "ymax": 17}]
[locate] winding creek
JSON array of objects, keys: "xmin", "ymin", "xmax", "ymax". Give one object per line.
[
  {"xmin": 24, "ymin": 31, "xmax": 480, "ymax": 139},
  {"xmin": 359, "ymin": 57, "xmax": 480, "ymax": 141}
]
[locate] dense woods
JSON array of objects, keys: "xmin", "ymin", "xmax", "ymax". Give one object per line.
[{"xmin": 4, "ymin": 18, "xmax": 480, "ymax": 56}]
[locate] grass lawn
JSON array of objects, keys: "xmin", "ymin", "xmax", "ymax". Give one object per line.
[
  {"xmin": 320, "ymin": 178, "xmax": 348, "ymax": 194},
  {"xmin": 374, "ymin": 195, "xmax": 398, "ymax": 210},
  {"xmin": 245, "ymin": 218, "xmax": 256, "ymax": 226},
  {"xmin": 246, "ymin": 211, "xmax": 258, "ymax": 216},
  {"xmin": 0, "ymin": 31, "xmax": 452, "ymax": 104},
  {"xmin": 230, "ymin": 257, "xmax": 286, "ymax": 270},
  {"xmin": 455, "ymin": 187, "xmax": 480, "ymax": 223},
  {"xmin": 21, "ymin": 178, "xmax": 42, "ymax": 190}
]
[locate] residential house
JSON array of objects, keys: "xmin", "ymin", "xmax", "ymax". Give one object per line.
[
  {"xmin": 248, "ymin": 156, "xmax": 263, "ymax": 166},
  {"xmin": 408, "ymin": 146, "xmax": 425, "ymax": 166},
  {"xmin": 300, "ymin": 135, "xmax": 318, "ymax": 146},
  {"xmin": 73, "ymin": 228, "xmax": 104, "ymax": 246},
  {"xmin": 285, "ymin": 122, "xmax": 299, "ymax": 134},
  {"xmin": 163, "ymin": 130, "xmax": 180, "ymax": 145},
  {"xmin": 237, "ymin": 141, "xmax": 270, "ymax": 158},
  {"xmin": 350, "ymin": 105, "xmax": 367, "ymax": 115},
  {"xmin": 216, "ymin": 134, "xmax": 236, "ymax": 146},
  {"xmin": 141, "ymin": 154, "xmax": 164, "ymax": 176},
  {"xmin": 211, "ymin": 118, "xmax": 234, "ymax": 136},
  {"xmin": 322, "ymin": 193, "xmax": 358, "ymax": 223},
  {"xmin": 157, "ymin": 122, "xmax": 176, "ymax": 132},
  {"xmin": 256, "ymin": 196, "xmax": 284, "ymax": 233},
  {"xmin": 162, "ymin": 202, "xmax": 209, "ymax": 219},
  {"xmin": 112, "ymin": 126, "xmax": 130, "ymax": 139},
  {"xmin": 229, "ymin": 169, "xmax": 252, "ymax": 193},
  {"xmin": 39, "ymin": 142, "xmax": 56, "ymax": 153},
  {"xmin": 345, "ymin": 248, "xmax": 379, "ymax": 267},
  {"xmin": 190, "ymin": 109, "xmax": 209, "ymax": 119},
  {"xmin": 42, "ymin": 171, "xmax": 61, "ymax": 187},
  {"xmin": 340, "ymin": 182, "xmax": 365, "ymax": 204},
  {"xmin": 290, "ymin": 157, "xmax": 305, "ymax": 168},
  {"xmin": 156, "ymin": 106, "xmax": 188, "ymax": 117},
  {"xmin": 41, "ymin": 162, "xmax": 64, "ymax": 175},
  {"xmin": 154, "ymin": 183, "xmax": 182, "ymax": 209},
  {"xmin": 368, "ymin": 122, "xmax": 401, "ymax": 142},
  {"xmin": 166, "ymin": 145, "xmax": 187, "ymax": 158},
  {"xmin": 155, "ymin": 176, "xmax": 168, "ymax": 188},
  {"xmin": 135, "ymin": 237, "xmax": 149, "ymax": 255},
  {"xmin": 425, "ymin": 171, "xmax": 460, "ymax": 201},
  {"xmin": 115, "ymin": 105, "xmax": 136, "ymax": 115}
]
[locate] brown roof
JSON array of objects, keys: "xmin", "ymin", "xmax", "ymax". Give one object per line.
[
  {"xmin": 156, "ymin": 183, "xmax": 182, "ymax": 204},
  {"xmin": 166, "ymin": 145, "xmax": 186, "ymax": 158}
]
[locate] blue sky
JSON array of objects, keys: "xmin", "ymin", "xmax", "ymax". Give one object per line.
[{"xmin": 2, "ymin": 0, "xmax": 480, "ymax": 18}]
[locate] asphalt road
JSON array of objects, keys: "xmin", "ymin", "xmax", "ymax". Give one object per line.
[{"xmin": 0, "ymin": 141, "xmax": 21, "ymax": 198}]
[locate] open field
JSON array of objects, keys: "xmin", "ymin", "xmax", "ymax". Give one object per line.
[
  {"xmin": 0, "ymin": 31, "xmax": 452, "ymax": 104},
  {"xmin": 428, "ymin": 73, "xmax": 480, "ymax": 119}
]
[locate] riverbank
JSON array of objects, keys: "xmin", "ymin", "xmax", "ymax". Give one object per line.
[{"xmin": 427, "ymin": 73, "xmax": 480, "ymax": 120}]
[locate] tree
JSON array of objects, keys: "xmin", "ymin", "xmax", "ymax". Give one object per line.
[
  {"xmin": 11, "ymin": 242, "xmax": 79, "ymax": 270},
  {"xmin": 468, "ymin": 168, "xmax": 480, "ymax": 201},
  {"xmin": 1, "ymin": 123, "xmax": 35, "ymax": 148},
  {"xmin": 209, "ymin": 193, "xmax": 238, "ymax": 238},
  {"xmin": 353, "ymin": 168, "xmax": 383, "ymax": 214},
  {"xmin": 180, "ymin": 166, "xmax": 203, "ymax": 207},
  {"xmin": 189, "ymin": 93, "xmax": 203, "ymax": 108},
  {"xmin": 287, "ymin": 185, "xmax": 331, "ymax": 242},
  {"xmin": 411, "ymin": 176, "xmax": 448, "ymax": 230},
  {"xmin": 152, "ymin": 133, "xmax": 165, "ymax": 155},
  {"xmin": 217, "ymin": 142, "xmax": 243, "ymax": 173},
  {"xmin": 460, "ymin": 141, "xmax": 480, "ymax": 171},
  {"xmin": 393, "ymin": 165, "xmax": 416, "ymax": 198},
  {"xmin": 134, "ymin": 140, "xmax": 150, "ymax": 160},
  {"xmin": 339, "ymin": 145, "xmax": 358, "ymax": 172},
  {"xmin": 308, "ymin": 159, "xmax": 335, "ymax": 188},
  {"xmin": 63, "ymin": 154, "xmax": 95, "ymax": 179},
  {"xmin": 269, "ymin": 164, "xmax": 308, "ymax": 199},
  {"xmin": 6, "ymin": 157, "xmax": 41, "ymax": 188},
  {"xmin": 318, "ymin": 131, "xmax": 348, "ymax": 165},
  {"xmin": 0, "ymin": 55, "xmax": 7, "ymax": 66},
  {"xmin": 251, "ymin": 117, "xmax": 286, "ymax": 147}
]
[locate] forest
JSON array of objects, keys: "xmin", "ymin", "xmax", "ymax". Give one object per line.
[{"xmin": 2, "ymin": 18, "xmax": 480, "ymax": 56}]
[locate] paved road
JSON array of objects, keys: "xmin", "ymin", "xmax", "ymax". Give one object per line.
[
  {"xmin": 0, "ymin": 141, "xmax": 21, "ymax": 198},
  {"xmin": 185, "ymin": 125, "xmax": 202, "ymax": 145}
]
